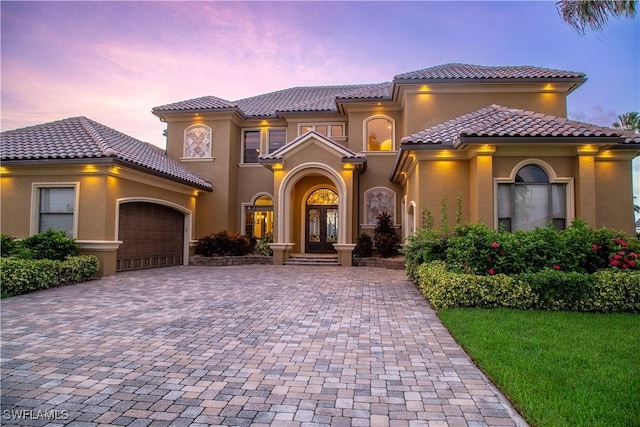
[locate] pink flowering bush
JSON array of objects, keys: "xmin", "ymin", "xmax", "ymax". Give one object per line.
[
  {"xmin": 443, "ymin": 220, "xmax": 637, "ymax": 276},
  {"xmin": 608, "ymin": 237, "xmax": 639, "ymax": 270}
]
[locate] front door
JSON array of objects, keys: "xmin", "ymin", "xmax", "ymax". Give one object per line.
[
  {"xmin": 306, "ymin": 206, "xmax": 338, "ymax": 253},
  {"xmin": 305, "ymin": 188, "xmax": 339, "ymax": 253}
]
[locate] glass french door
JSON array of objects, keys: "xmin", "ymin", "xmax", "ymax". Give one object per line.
[{"xmin": 306, "ymin": 206, "xmax": 338, "ymax": 253}]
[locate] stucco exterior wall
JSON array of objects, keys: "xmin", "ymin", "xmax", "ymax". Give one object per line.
[
  {"xmin": 403, "ymin": 89, "xmax": 566, "ymax": 136},
  {"xmin": 595, "ymin": 158, "xmax": 635, "ymax": 235},
  {"xmin": 418, "ymin": 159, "xmax": 470, "ymax": 230},
  {"xmin": 1, "ymin": 163, "xmax": 200, "ymax": 276}
]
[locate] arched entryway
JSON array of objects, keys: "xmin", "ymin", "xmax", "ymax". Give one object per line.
[{"xmin": 305, "ymin": 188, "xmax": 338, "ymax": 253}]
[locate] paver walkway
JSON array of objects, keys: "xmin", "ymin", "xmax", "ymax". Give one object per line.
[{"xmin": 1, "ymin": 266, "xmax": 527, "ymax": 427}]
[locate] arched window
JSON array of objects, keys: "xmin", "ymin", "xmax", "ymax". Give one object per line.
[
  {"xmin": 184, "ymin": 125, "xmax": 212, "ymax": 158},
  {"xmin": 365, "ymin": 116, "xmax": 394, "ymax": 151},
  {"xmin": 245, "ymin": 195, "xmax": 273, "ymax": 238},
  {"xmin": 498, "ymin": 164, "xmax": 567, "ymax": 232}
]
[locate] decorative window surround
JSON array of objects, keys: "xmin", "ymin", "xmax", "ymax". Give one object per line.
[
  {"xmin": 363, "ymin": 186, "xmax": 397, "ymax": 226},
  {"xmin": 494, "ymin": 159, "xmax": 574, "ymax": 232},
  {"xmin": 184, "ymin": 124, "xmax": 212, "ymax": 159}
]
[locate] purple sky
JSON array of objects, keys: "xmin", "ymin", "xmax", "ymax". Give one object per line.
[{"xmin": 2, "ymin": 2, "xmax": 638, "ymax": 153}]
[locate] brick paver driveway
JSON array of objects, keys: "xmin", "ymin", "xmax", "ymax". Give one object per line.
[{"xmin": 1, "ymin": 266, "xmax": 526, "ymax": 427}]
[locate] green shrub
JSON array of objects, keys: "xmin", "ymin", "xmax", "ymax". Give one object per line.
[
  {"xmin": 59, "ymin": 256, "xmax": 100, "ymax": 283},
  {"xmin": 401, "ymin": 229, "xmax": 449, "ymax": 282},
  {"xmin": 416, "ymin": 261, "xmax": 537, "ymax": 310},
  {"xmin": 417, "ymin": 261, "xmax": 640, "ymax": 312},
  {"xmin": 257, "ymin": 233, "xmax": 273, "ymax": 256},
  {"xmin": 1, "ymin": 258, "xmax": 61, "ymax": 297},
  {"xmin": 1, "ymin": 234, "xmax": 19, "ymax": 257},
  {"xmin": 195, "ymin": 231, "xmax": 255, "ymax": 256},
  {"xmin": 19, "ymin": 229, "xmax": 80, "ymax": 261},
  {"xmin": 353, "ymin": 233, "xmax": 373, "ymax": 258},
  {"xmin": 443, "ymin": 221, "xmax": 639, "ymax": 276},
  {"xmin": 516, "ymin": 269, "xmax": 596, "ymax": 311},
  {"xmin": 1, "ymin": 255, "xmax": 99, "ymax": 298},
  {"xmin": 588, "ymin": 269, "xmax": 640, "ymax": 312},
  {"xmin": 373, "ymin": 212, "xmax": 400, "ymax": 258}
]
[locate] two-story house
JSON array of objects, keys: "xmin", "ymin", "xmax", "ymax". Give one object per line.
[{"xmin": 2, "ymin": 63, "xmax": 638, "ymax": 275}]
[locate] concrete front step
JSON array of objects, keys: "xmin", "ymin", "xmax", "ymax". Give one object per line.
[{"xmin": 285, "ymin": 255, "xmax": 340, "ymax": 266}]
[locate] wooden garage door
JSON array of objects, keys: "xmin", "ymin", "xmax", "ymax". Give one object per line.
[{"xmin": 117, "ymin": 202, "xmax": 184, "ymax": 271}]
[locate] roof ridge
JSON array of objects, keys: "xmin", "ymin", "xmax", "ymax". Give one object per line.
[
  {"xmin": 77, "ymin": 116, "xmax": 117, "ymax": 157},
  {"xmin": 234, "ymin": 83, "xmax": 380, "ymax": 103}
]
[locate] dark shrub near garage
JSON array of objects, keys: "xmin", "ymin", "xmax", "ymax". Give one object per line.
[{"xmin": 195, "ymin": 231, "xmax": 256, "ymax": 256}]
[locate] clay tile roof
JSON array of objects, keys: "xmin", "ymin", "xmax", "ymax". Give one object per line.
[
  {"xmin": 235, "ymin": 83, "xmax": 391, "ymax": 116},
  {"xmin": 1, "ymin": 117, "xmax": 213, "ymax": 190},
  {"xmin": 154, "ymin": 83, "xmax": 392, "ymax": 118},
  {"xmin": 402, "ymin": 105, "xmax": 632, "ymax": 146},
  {"xmin": 394, "ymin": 63, "xmax": 586, "ymax": 81},
  {"xmin": 152, "ymin": 95, "xmax": 237, "ymax": 112}
]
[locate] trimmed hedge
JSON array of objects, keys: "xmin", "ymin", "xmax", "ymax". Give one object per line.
[
  {"xmin": 1, "ymin": 255, "xmax": 99, "ymax": 298},
  {"xmin": 417, "ymin": 261, "xmax": 640, "ymax": 312},
  {"xmin": 417, "ymin": 261, "xmax": 537, "ymax": 310}
]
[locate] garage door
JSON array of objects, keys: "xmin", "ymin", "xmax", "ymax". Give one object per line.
[{"xmin": 117, "ymin": 202, "xmax": 184, "ymax": 271}]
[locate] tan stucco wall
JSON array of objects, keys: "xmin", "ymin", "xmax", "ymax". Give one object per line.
[
  {"xmin": 403, "ymin": 90, "xmax": 566, "ymax": 136},
  {"xmin": 417, "ymin": 159, "xmax": 470, "ymax": 230},
  {"xmin": 163, "ymin": 116, "xmax": 242, "ymax": 237},
  {"xmin": 595, "ymin": 158, "xmax": 635, "ymax": 235},
  {"xmin": 1, "ymin": 163, "xmax": 200, "ymax": 276}
]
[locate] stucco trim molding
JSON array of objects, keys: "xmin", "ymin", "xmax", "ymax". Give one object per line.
[
  {"xmin": 493, "ymin": 158, "xmax": 575, "ymax": 229},
  {"xmin": 277, "ymin": 162, "xmax": 348, "ymax": 245},
  {"xmin": 77, "ymin": 240, "xmax": 123, "ymax": 251}
]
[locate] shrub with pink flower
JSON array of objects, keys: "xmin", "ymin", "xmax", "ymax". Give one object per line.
[{"xmin": 608, "ymin": 238, "xmax": 639, "ymax": 270}]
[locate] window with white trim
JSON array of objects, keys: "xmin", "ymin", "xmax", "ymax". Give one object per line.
[
  {"xmin": 498, "ymin": 164, "xmax": 567, "ymax": 232},
  {"xmin": 184, "ymin": 124, "xmax": 212, "ymax": 158},
  {"xmin": 33, "ymin": 184, "xmax": 78, "ymax": 238},
  {"xmin": 365, "ymin": 116, "xmax": 394, "ymax": 151},
  {"xmin": 299, "ymin": 123, "xmax": 345, "ymax": 138}
]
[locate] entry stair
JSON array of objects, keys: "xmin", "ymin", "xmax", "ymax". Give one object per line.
[{"xmin": 284, "ymin": 254, "xmax": 340, "ymax": 266}]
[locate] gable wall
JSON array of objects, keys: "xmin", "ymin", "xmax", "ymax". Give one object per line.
[
  {"xmin": 164, "ymin": 116, "xmax": 239, "ymax": 236},
  {"xmin": 403, "ymin": 90, "xmax": 566, "ymax": 136}
]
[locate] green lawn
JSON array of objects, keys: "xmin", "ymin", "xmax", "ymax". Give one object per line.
[{"xmin": 437, "ymin": 309, "xmax": 640, "ymax": 427}]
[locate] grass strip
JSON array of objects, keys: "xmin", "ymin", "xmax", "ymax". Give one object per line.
[{"xmin": 438, "ymin": 308, "xmax": 640, "ymax": 427}]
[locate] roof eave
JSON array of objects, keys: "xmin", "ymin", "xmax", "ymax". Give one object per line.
[
  {"xmin": 152, "ymin": 107, "xmax": 244, "ymax": 121},
  {"xmin": 455, "ymin": 135, "xmax": 624, "ymax": 149},
  {"xmin": 111, "ymin": 158, "xmax": 213, "ymax": 191}
]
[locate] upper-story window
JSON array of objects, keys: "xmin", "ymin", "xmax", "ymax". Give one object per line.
[
  {"xmin": 497, "ymin": 164, "xmax": 568, "ymax": 232},
  {"xmin": 242, "ymin": 128, "xmax": 287, "ymax": 163},
  {"xmin": 243, "ymin": 129, "xmax": 261, "ymax": 163},
  {"xmin": 300, "ymin": 123, "xmax": 345, "ymax": 138},
  {"xmin": 184, "ymin": 125, "xmax": 212, "ymax": 158},
  {"xmin": 268, "ymin": 129, "xmax": 286, "ymax": 153},
  {"xmin": 365, "ymin": 116, "xmax": 394, "ymax": 151}
]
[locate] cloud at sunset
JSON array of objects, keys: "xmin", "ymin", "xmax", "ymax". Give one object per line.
[{"xmin": 1, "ymin": 1, "xmax": 638, "ymax": 149}]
